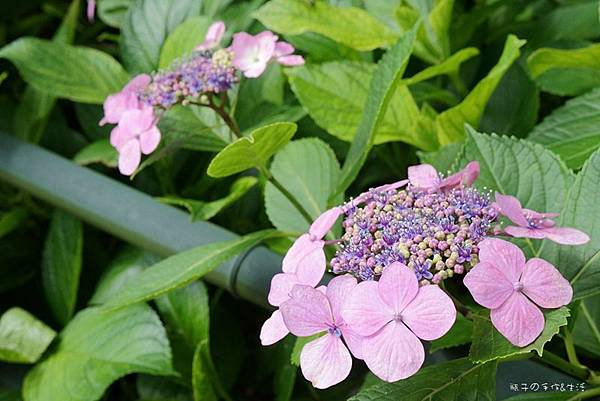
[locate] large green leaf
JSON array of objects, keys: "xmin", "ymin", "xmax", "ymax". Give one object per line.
[
  {"xmin": 265, "ymin": 138, "xmax": 340, "ymax": 233},
  {"xmin": 42, "ymin": 210, "xmax": 83, "ymax": 326},
  {"xmin": 527, "ymin": 44, "xmax": 600, "ymax": 96},
  {"xmin": 348, "ymin": 358, "xmax": 497, "ymax": 401},
  {"xmin": 23, "ymin": 305, "xmax": 174, "ymax": 401},
  {"xmin": 158, "ymin": 177, "xmax": 257, "ymax": 221},
  {"xmin": 429, "ymin": 313, "xmax": 473, "ymax": 353},
  {"xmin": 104, "ymin": 230, "xmax": 275, "ymax": 309},
  {"xmin": 0, "ymin": 308, "xmax": 56, "ymax": 364},
  {"xmin": 121, "ymin": 0, "xmax": 201, "ymax": 73},
  {"xmin": 159, "ymin": 16, "xmax": 211, "ymax": 68},
  {"xmin": 528, "ymin": 87, "xmax": 600, "ymax": 170},
  {"xmin": 332, "ymin": 24, "xmax": 418, "ymax": 199},
  {"xmin": 469, "ymin": 308, "xmax": 570, "ymax": 364},
  {"xmin": 207, "ymin": 122, "xmax": 296, "ymax": 178},
  {"xmin": 572, "ymin": 296, "xmax": 600, "ymax": 358},
  {"xmin": 192, "ymin": 341, "xmax": 218, "ymax": 401},
  {"xmin": 98, "ymin": 0, "xmax": 133, "ymax": 28},
  {"xmin": 0, "ymin": 38, "xmax": 129, "ymax": 104},
  {"xmin": 253, "ymin": 0, "xmax": 397, "ymax": 51},
  {"xmin": 436, "ymin": 35, "xmax": 525, "ymax": 145}
]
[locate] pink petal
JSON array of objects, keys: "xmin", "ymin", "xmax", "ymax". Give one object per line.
[
  {"xmin": 124, "ymin": 74, "xmax": 152, "ymax": 93},
  {"xmin": 282, "ymin": 234, "xmax": 315, "ymax": 273},
  {"xmin": 401, "ymin": 285, "xmax": 456, "ymax": 341},
  {"xmin": 439, "ymin": 162, "xmax": 480, "ymax": 190},
  {"xmin": 490, "ymin": 292, "xmax": 544, "ymax": 347},
  {"xmin": 260, "ymin": 310, "xmax": 288, "ymax": 346},
  {"xmin": 277, "ymin": 55, "xmax": 305, "ymax": 66},
  {"xmin": 362, "ymin": 321, "xmax": 425, "ymax": 382},
  {"xmin": 478, "ymin": 238, "xmax": 525, "ymax": 282},
  {"xmin": 267, "ymin": 273, "xmax": 299, "ymax": 307},
  {"xmin": 86, "ymin": 0, "xmax": 96, "ymax": 22},
  {"xmin": 340, "ymin": 325, "xmax": 363, "ymax": 359},
  {"xmin": 310, "ymin": 207, "xmax": 343, "ymax": 240},
  {"xmin": 231, "ymin": 31, "xmax": 276, "ymax": 78},
  {"xmin": 352, "ymin": 180, "xmax": 409, "ymax": 205},
  {"xmin": 139, "ymin": 125, "xmax": 161, "ymax": 154},
  {"xmin": 300, "ymin": 333, "xmax": 352, "ymax": 389},
  {"xmin": 196, "ymin": 21, "xmax": 225, "ymax": 50},
  {"xmin": 541, "ymin": 227, "xmax": 590, "ymax": 245},
  {"xmin": 110, "ymin": 124, "xmax": 134, "ymax": 150},
  {"xmin": 504, "ymin": 226, "xmax": 546, "ymax": 239},
  {"xmin": 102, "ymin": 92, "xmax": 136, "ymax": 125},
  {"xmin": 408, "ymin": 164, "xmax": 440, "ymax": 189},
  {"xmin": 342, "ymin": 281, "xmax": 393, "ymax": 337},
  {"xmin": 295, "ymin": 248, "xmax": 326, "ymax": 287},
  {"xmin": 326, "ymin": 275, "xmax": 357, "ymax": 324},
  {"xmin": 118, "ymin": 139, "xmax": 141, "ymax": 176},
  {"xmin": 523, "ymin": 208, "xmax": 559, "ymax": 220},
  {"xmin": 118, "ymin": 108, "xmax": 153, "ymax": 136},
  {"xmin": 378, "ymin": 262, "xmax": 418, "ymax": 314},
  {"xmin": 495, "ymin": 194, "xmax": 529, "ymax": 227},
  {"xmin": 280, "ymin": 285, "xmax": 332, "ymax": 336},
  {"xmin": 463, "ymin": 261, "xmax": 514, "ymax": 309},
  {"xmin": 274, "ymin": 41, "xmax": 295, "ymax": 57},
  {"xmin": 520, "ymin": 258, "xmax": 573, "ymax": 308}
]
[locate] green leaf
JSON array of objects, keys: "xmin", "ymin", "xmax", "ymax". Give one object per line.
[
  {"xmin": 0, "ymin": 308, "xmax": 56, "ymax": 364},
  {"xmin": 331, "ymin": 24, "xmax": 418, "ymax": 199},
  {"xmin": 527, "ymin": 43, "xmax": 600, "ymax": 96},
  {"xmin": 23, "ymin": 305, "xmax": 174, "ymax": 401},
  {"xmin": 73, "ymin": 139, "xmax": 118, "ymax": 168},
  {"xmin": 0, "ymin": 208, "xmax": 28, "ymax": 240},
  {"xmin": 436, "ymin": 34, "xmax": 525, "ymax": 145},
  {"xmin": 253, "ymin": 0, "xmax": 397, "ymax": 51},
  {"xmin": 0, "ymin": 38, "xmax": 129, "ymax": 104},
  {"xmin": 42, "ymin": 210, "xmax": 83, "ymax": 326},
  {"xmin": 207, "ymin": 122, "xmax": 296, "ymax": 178},
  {"xmin": 469, "ymin": 307, "xmax": 570, "ymax": 364},
  {"xmin": 503, "ymin": 393, "xmax": 586, "ymax": 401},
  {"xmin": 103, "ymin": 229, "xmax": 275, "ymax": 309},
  {"xmin": 158, "ymin": 177, "xmax": 257, "ymax": 221},
  {"xmin": 528, "ymin": 87, "xmax": 600, "ymax": 170},
  {"xmin": 429, "ymin": 313, "xmax": 473, "ymax": 353},
  {"xmin": 98, "ymin": 0, "xmax": 133, "ymax": 28},
  {"xmin": 159, "ymin": 16, "xmax": 211, "ymax": 68},
  {"xmin": 265, "ymin": 138, "xmax": 341, "ymax": 233},
  {"xmin": 400, "ymin": 47, "xmax": 479, "ymax": 86},
  {"xmin": 417, "ymin": 142, "xmax": 464, "ymax": 173},
  {"xmin": 572, "ymin": 296, "xmax": 600, "ymax": 358},
  {"xmin": 192, "ymin": 341, "xmax": 218, "ymax": 401},
  {"xmin": 273, "ymin": 336, "xmax": 296, "ymax": 401},
  {"xmin": 136, "ymin": 375, "xmax": 193, "ymax": 401},
  {"xmin": 348, "ymin": 357, "xmax": 497, "ymax": 401},
  {"xmin": 121, "ymin": 0, "xmax": 201, "ymax": 74},
  {"xmin": 284, "ymin": 33, "xmax": 364, "ymax": 63}
]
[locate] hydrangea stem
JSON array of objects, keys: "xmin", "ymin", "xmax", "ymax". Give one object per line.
[
  {"xmin": 536, "ymin": 350, "xmax": 592, "ymax": 382},
  {"xmin": 563, "ymin": 327, "xmax": 584, "ymax": 367},
  {"xmin": 259, "ymin": 166, "xmax": 314, "ymax": 225}
]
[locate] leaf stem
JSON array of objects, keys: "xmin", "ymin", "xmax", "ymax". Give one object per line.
[
  {"xmin": 578, "ymin": 386, "xmax": 600, "ymax": 400},
  {"xmin": 563, "ymin": 327, "xmax": 584, "ymax": 367},
  {"xmin": 535, "ymin": 350, "xmax": 591, "ymax": 382},
  {"xmin": 189, "ymin": 96, "xmax": 242, "ymax": 139},
  {"xmin": 259, "ymin": 166, "xmax": 314, "ymax": 226}
]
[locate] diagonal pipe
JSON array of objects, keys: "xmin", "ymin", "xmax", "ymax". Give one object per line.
[{"xmin": 0, "ymin": 132, "xmax": 281, "ymax": 308}]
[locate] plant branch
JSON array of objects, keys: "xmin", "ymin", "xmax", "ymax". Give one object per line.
[{"xmin": 535, "ymin": 350, "xmax": 591, "ymax": 382}]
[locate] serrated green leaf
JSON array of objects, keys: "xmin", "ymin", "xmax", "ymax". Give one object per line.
[
  {"xmin": 572, "ymin": 296, "xmax": 600, "ymax": 358},
  {"xmin": 207, "ymin": 122, "xmax": 296, "ymax": 178},
  {"xmin": 104, "ymin": 230, "xmax": 275, "ymax": 309},
  {"xmin": 469, "ymin": 307, "xmax": 570, "ymax": 364},
  {"xmin": 23, "ymin": 305, "xmax": 174, "ymax": 401},
  {"xmin": 417, "ymin": 142, "xmax": 464, "ymax": 174},
  {"xmin": 98, "ymin": 0, "xmax": 133, "ymax": 28},
  {"xmin": 527, "ymin": 43, "xmax": 600, "ymax": 96},
  {"xmin": 265, "ymin": 138, "xmax": 341, "ymax": 233},
  {"xmin": 528, "ymin": 87, "xmax": 600, "ymax": 170},
  {"xmin": 159, "ymin": 16, "xmax": 211, "ymax": 68},
  {"xmin": 253, "ymin": 0, "xmax": 397, "ymax": 51},
  {"xmin": 73, "ymin": 140, "xmax": 118, "ymax": 168},
  {"xmin": 158, "ymin": 177, "xmax": 257, "ymax": 221},
  {"xmin": 332, "ymin": 24, "xmax": 418, "ymax": 199},
  {"xmin": 436, "ymin": 34, "xmax": 525, "ymax": 145},
  {"xmin": 401, "ymin": 47, "xmax": 479, "ymax": 85},
  {"xmin": 429, "ymin": 313, "xmax": 473, "ymax": 353},
  {"xmin": 42, "ymin": 210, "xmax": 83, "ymax": 326},
  {"xmin": 348, "ymin": 357, "xmax": 497, "ymax": 401},
  {"xmin": 0, "ymin": 308, "xmax": 56, "ymax": 364},
  {"xmin": 0, "ymin": 38, "xmax": 129, "ymax": 104}
]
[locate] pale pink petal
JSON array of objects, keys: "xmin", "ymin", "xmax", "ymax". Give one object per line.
[
  {"xmin": 408, "ymin": 164, "xmax": 440, "ymax": 189},
  {"xmin": 280, "ymin": 285, "xmax": 332, "ymax": 336},
  {"xmin": 101, "ymin": 92, "xmax": 135, "ymax": 125},
  {"xmin": 274, "ymin": 41, "xmax": 295, "ymax": 57},
  {"xmin": 118, "ymin": 139, "xmax": 141, "ymax": 176},
  {"xmin": 110, "ymin": 124, "xmax": 134, "ymax": 150},
  {"xmin": 541, "ymin": 227, "xmax": 590, "ymax": 245},
  {"xmin": 401, "ymin": 285, "xmax": 456, "ymax": 341},
  {"xmin": 342, "ymin": 281, "xmax": 393, "ymax": 337},
  {"xmin": 439, "ymin": 162, "xmax": 479, "ymax": 190},
  {"xmin": 521, "ymin": 258, "xmax": 573, "ymax": 308},
  {"xmin": 352, "ymin": 180, "xmax": 409, "ymax": 205},
  {"xmin": 196, "ymin": 21, "xmax": 225, "ymax": 50},
  {"xmin": 277, "ymin": 55, "xmax": 305, "ymax": 66},
  {"xmin": 87, "ymin": 0, "xmax": 96, "ymax": 22},
  {"xmin": 478, "ymin": 238, "xmax": 525, "ymax": 282},
  {"xmin": 260, "ymin": 310, "xmax": 288, "ymax": 346},
  {"xmin": 362, "ymin": 321, "xmax": 425, "ymax": 382},
  {"xmin": 241, "ymin": 62, "xmax": 268, "ymax": 78},
  {"xmin": 495, "ymin": 193, "xmax": 529, "ymax": 227},
  {"xmin": 490, "ymin": 292, "xmax": 544, "ymax": 347},
  {"xmin": 139, "ymin": 125, "xmax": 161, "ymax": 154},
  {"xmin": 282, "ymin": 234, "xmax": 314, "ymax": 273},
  {"xmin": 295, "ymin": 247, "xmax": 326, "ymax": 287},
  {"xmin": 463, "ymin": 261, "xmax": 514, "ymax": 309},
  {"xmin": 326, "ymin": 275, "xmax": 357, "ymax": 324},
  {"xmin": 378, "ymin": 262, "xmax": 418, "ymax": 314},
  {"xmin": 504, "ymin": 226, "xmax": 546, "ymax": 239},
  {"xmin": 300, "ymin": 333, "xmax": 352, "ymax": 389},
  {"xmin": 523, "ymin": 209, "xmax": 559, "ymax": 220},
  {"xmin": 267, "ymin": 273, "xmax": 299, "ymax": 307},
  {"xmin": 340, "ymin": 325, "xmax": 363, "ymax": 359},
  {"xmin": 231, "ymin": 31, "xmax": 276, "ymax": 78},
  {"xmin": 117, "ymin": 109, "xmax": 147, "ymax": 136},
  {"xmin": 310, "ymin": 207, "xmax": 343, "ymax": 240},
  {"xmin": 124, "ymin": 74, "xmax": 152, "ymax": 93}
]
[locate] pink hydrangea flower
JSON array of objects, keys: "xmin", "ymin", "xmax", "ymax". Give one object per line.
[
  {"xmin": 342, "ymin": 262, "xmax": 456, "ymax": 382},
  {"xmin": 408, "ymin": 161, "xmax": 480, "ymax": 192},
  {"xmin": 279, "ymin": 276, "xmax": 363, "ymax": 389},
  {"xmin": 463, "ymin": 238, "xmax": 572, "ymax": 346},
  {"xmin": 110, "ymin": 107, "xmax": 161, "ymax": 176},
  {"xmin": 495, "ymin": 194, "xmax": 589, "ymax": 245},
  {"xmin": 99, "ymin": 74, "xmax": 151, "ymax": 126},
  {"xmin": 196, "ymin": 21, "xmax": 226, "ymax": 51}
]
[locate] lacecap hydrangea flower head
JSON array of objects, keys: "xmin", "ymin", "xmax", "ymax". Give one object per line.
[
  {"xmin": 99, "ymin": 21, "xmax": 304, "ymax": 176},
  {"xmin": 262, "ymin": 162, "xmax": 589, "ymax": 388}
]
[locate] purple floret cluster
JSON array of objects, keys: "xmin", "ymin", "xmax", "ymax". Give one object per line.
[{"xmin": 331, "ymin": 185, "xmax": 498, "ymax": 284}]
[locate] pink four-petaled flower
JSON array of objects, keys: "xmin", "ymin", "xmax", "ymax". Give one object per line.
[
  {"xmin": 463, "ymin": 238, "xmax": 572, "ymax": 346},
  {"xmin": 99, "ymin": 74, "xmax": 150, "ymax": 126}
]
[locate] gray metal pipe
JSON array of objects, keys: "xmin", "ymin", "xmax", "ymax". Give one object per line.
[{"xmin": 0, "ymin": 132, "xmax": 281, "ymax": 307}]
